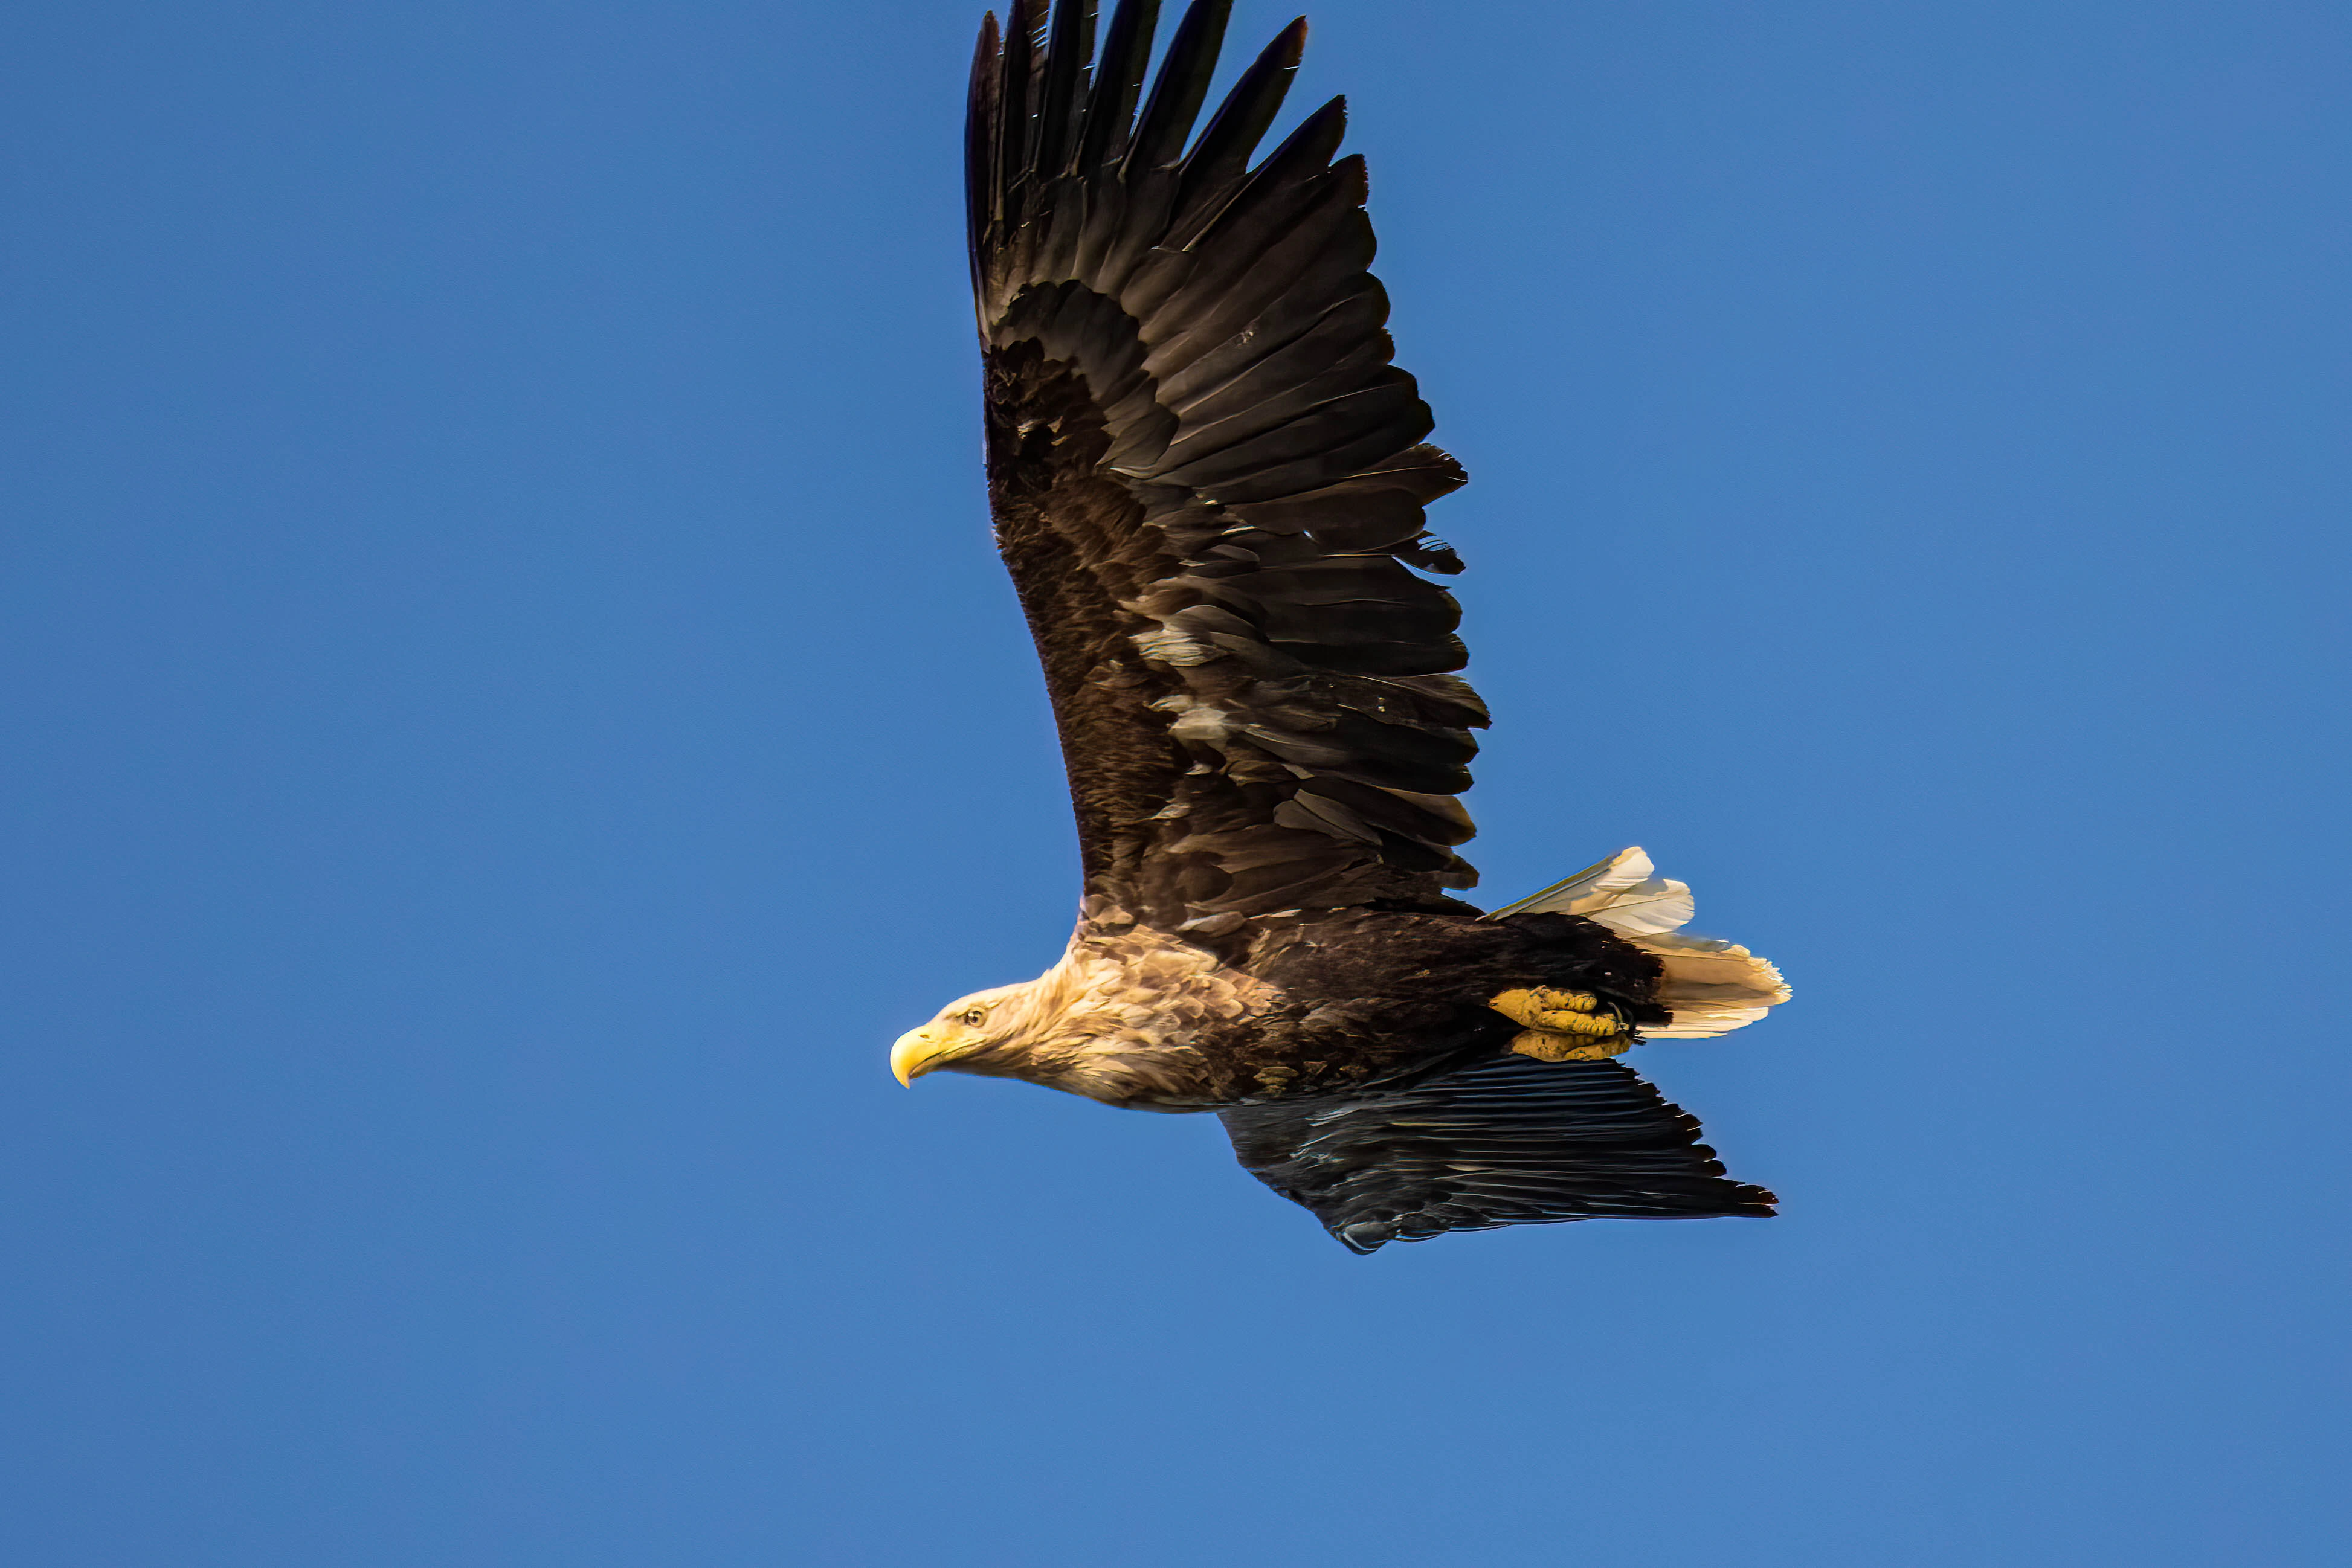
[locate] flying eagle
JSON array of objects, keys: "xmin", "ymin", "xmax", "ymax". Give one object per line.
[{"xmin": 892, "ymin": 0, "xmax": 1791, "ymax": 1252}]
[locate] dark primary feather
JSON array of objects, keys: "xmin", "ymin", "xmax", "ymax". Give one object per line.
[
  {"xmin": 1123, "ymin": 0, "xmax": 1232, "ymax": 175},
  {"xmin": 1219, "ymin": 1055, "xmax": 1778, "ymax": 1252},
  {"xmin": 969, "ymin": 0, "xmax": 1486, "ymax": 931}
]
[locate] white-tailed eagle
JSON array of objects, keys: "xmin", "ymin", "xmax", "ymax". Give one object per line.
[{"xmin": 892, "ymin": 0, "xmax": 1790, "ymax": 1252}]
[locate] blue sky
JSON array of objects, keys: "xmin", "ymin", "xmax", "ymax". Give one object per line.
[{"xmin": 4, "ymin": 1, "xmax": 2347, "ymax": 1563}]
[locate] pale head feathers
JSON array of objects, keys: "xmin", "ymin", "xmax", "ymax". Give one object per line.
[{"xmin": 890, "ymin": 917, "xmax": 1272, "ymax": 1106}]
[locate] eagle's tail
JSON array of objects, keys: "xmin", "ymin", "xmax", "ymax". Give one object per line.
[{"xmin": 1484, "ymin": 848, "xmax": 1790, "ymax": 1038}]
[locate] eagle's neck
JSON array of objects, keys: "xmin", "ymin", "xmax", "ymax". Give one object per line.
[{"xmin": 998, "ymin": 919, "xmax": 1272, "ymax": 1107}]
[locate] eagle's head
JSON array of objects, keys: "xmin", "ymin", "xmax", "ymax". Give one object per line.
[
  {"xmin": 888, "ymin": 927, "xmax": 1246, "ymax": 1105},
  {"xmin": 889, "ymin": 979, "xmax": 1063, "ymax": 1086}
]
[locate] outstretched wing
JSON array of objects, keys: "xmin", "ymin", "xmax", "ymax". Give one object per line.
[
  {"xmin": 970, "ymin": 0, "xmax": 1486, "ymax": 934},
  {"xmin": 1217, "ymin": 1055, "xmax": 1777, "ymax": 1252}
]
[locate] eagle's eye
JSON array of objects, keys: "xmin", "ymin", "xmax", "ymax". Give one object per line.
[{"xmin": 960, "ymin": 1007, "xmax": 988, "ymax": 1027}]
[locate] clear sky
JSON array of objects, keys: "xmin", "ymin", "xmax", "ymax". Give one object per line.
[{"xmin": 4, "ymin": 2, "xmax": 2347, "ymax": 1563}]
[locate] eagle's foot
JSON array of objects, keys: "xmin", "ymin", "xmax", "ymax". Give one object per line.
[
  {"xmin": 1509, "ymin": 1027, "xmax": 1634, "ymax": 1063},
  {"xmin": 1493, "ymin": 987, "xmax": 1634, "ymax": 1063},
  {"xmin": 1490, "ymin": 986, "xmax": 1622, "ymax": 1036}
]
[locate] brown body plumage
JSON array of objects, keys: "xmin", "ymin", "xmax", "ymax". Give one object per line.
[
  {"xmin": 906, "ymin": 905, "xmax": 1667, "ymax": 1110},
  {"xmin": 894, "ymin": 0, "xmax": 1790, "ymax": 1251}
]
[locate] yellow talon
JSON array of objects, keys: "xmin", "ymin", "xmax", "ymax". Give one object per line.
[
  {"xmin": 1490, "ymin": 987, "xmax": 1620, "ymax": 1034},
  {"xmin": 1497, "ymin": 988, "xmax": 1635, "ymax": 1062},
  {"xmin": 1492, "ymin": 986, "xmax": 1599, "ymax": 1020},
  {"xmin": 1509, "ymin": 1029, "xmax": 1634, "ymax": 1062}
]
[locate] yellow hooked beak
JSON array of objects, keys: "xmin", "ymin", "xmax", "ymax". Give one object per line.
[{"xmin": 890, "ymin": 1027, "xmax": 956, "ymax": 1087}]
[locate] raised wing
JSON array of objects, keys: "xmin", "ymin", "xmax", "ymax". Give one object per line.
[
  {"xmin": 970, "ymin": 0, "xmax": 1487, "ymax": 934},
  {"xmin": 1218, "ymin": 1055, "xmax": 1777, "ymax": 1252}
]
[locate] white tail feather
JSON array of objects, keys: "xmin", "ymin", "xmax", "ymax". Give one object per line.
[{"xmin": 1487, "ymin": 847, "xmax": 1790, "ymax": 1039}]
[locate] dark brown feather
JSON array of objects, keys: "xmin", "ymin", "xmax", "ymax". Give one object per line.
[
  {"xmin": 1122, "ymin": 0, "xmax": 1233, "ymax": 175},
  {"xmin": 1074, "ymin": 0, "xmax": 1158, "ymax": 173}
]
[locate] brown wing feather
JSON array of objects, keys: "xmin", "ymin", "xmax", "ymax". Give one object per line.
[
  {"xmin": 1219, "ymin": 1055, "xmax": 1779, "ymax": 1252},
  {"xmin": 971, "ymin": 0, "xmax": 1486, "ymax": 932}
]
